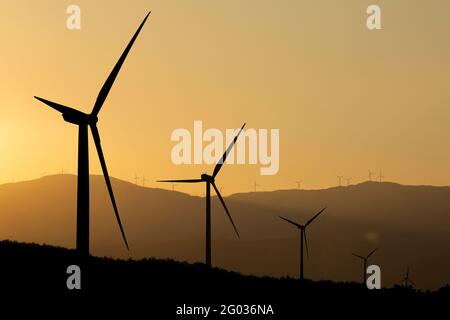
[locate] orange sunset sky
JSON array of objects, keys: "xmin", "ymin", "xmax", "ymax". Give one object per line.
[{"xmin": 1, "ymin": 0, "xmax": 450, "ymax": 195}]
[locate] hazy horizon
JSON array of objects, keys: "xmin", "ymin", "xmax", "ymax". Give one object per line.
[{"xmin": 2, "ymin": 173, "xmax": 450, "ymax": 196}]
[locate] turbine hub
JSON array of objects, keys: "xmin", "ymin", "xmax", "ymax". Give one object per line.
[
  {"xmin": 89, "ymin": 115, "xmax": 99, "ymax": 124},
  {"xmin": 201, "ymin": 174, "xmax": 214, "ymax": 182}
]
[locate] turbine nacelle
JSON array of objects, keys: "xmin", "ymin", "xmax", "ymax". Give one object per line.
[
  {"xmin": 62, "ymin": 111, "xmax": 98, "ymax": 126},
  {"xmin": 201, "ymin": 174, "xmax": 214, "ymax": 183}
]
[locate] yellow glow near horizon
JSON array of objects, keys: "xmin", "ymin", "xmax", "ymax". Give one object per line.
[{"xmin": 1, "ymin": 0, "xmax": 450, "ymax": 195}]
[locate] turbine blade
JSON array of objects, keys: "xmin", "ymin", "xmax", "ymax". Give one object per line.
[
  {"xmin": 157, "ymin": 179, "xmax": 202, "ymax": 183},
  {"xmin": 305, "ymin": 207, "xmax": 327, "ymax": 226},
  {"xmin": 34, "ymin": 96, "xmax": 77, "ymax": 114},
  {"xmin": 212, "ymin": 123, "xmax": 246, "ymax": 178},
  {"xmin": 303, "ymin": 229, "xmax": 309, "ymax": 258},
  {"xmin": 90, "ymin": 124, "xmax": 129, "ymax": 250},
  {"xmin": 91, "ymin": 12, "xmax": 151, "ymax": 116},
  {"xmin": 366, "ymin": 248, "xmax": 378, "ymax": 259},
  {"xmin": 352, "ymin": 253, "xmax": 365, "ymax": 260},
  {"xmin": 212, "ymin": 182, "xmax": 240, "ymax": 238},
  {"xmin": 278, "ymin": 216, "xmax": 301, "ymax": 228}
]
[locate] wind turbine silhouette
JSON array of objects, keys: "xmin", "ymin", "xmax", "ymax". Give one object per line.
[
  {"xmin": 279, "ymin": 207, "xmax": 327, "ymax": 280},
  {"xmin": 400, "ymin": 267, "xmax": 415, "ymax": 288},
  {"xmin": 134, "ymin": 174, "xmax": 139, "ymax": 185},
  {"xmin": 253, "ymin": 181, "xmax": 259, "ymax": 192},
  {"xmin": 337, "ymin": 175, "xmax": 343, "ymax": 187},
  {"xmin": 378, "ymin": 172, "xmax": 384, "ymax": 183},
  {"xmin": 158, "ymin": 123, "xmax": 245, "ymax": 267},
  {"xmin": 34, "ymin": 12, "xmax": 151, "ymax": 256},
  {"xmin": 295, "ymin": 180, "xmax": 302, "ymax": 189},
  {"xmin": 352, "ymin": 248, "xmax": 377, "ymax": 285},
  {"xmin": 142, "ymin": 175, "xmax": 147, "ymax": 187},
  {"xmin": 368, "ymin": 170, "xmax": 374, "ymax": 181}
]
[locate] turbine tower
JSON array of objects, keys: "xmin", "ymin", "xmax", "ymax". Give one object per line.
[
  {"xmin": 253, "ymin": 181, "xmax": 259, "ymax": 192},
  {"xmin": 34, "ymin": 12, "xmax": 151, "ymax": 256},
  {"xmin": 337, "ymin": 175, "xmax": 343, "ymax": 187},
  {"xmin": 352, "ymin": 248, "xmax": 378, "ymax": 285},
  {"xmin": 368, "ymin": 170, "xmax": 373, "ymax": 181},
  {"xmin": 279, "ymin": 207, "xmax": 327, "ymax": 280},
  {"xmin": 142, "ymin": 175, "xmax": 147, "ymax": 187},
  {"xmin": 134, "ymin": 174, "xmax": 139, "ymax": 185},
  {"xmin": 158, "ymin": 123, "xmax": 245, "ymax": 267},
  {"xmin": 295, "ymin": 181, "xmax": 302, "ymax": 189}
]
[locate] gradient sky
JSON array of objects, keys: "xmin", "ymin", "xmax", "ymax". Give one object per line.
[{"xmin": 1, "ymin": 0, "xmax": 450, "ymax": 195}]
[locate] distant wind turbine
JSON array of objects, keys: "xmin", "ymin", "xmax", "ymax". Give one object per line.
[
  {"xmin": 253, "ymin": 181, "xmax": 259, "ymax": 192},
  {"xmin": 352, "ymin": 248, "xmax": 378, "ymax": 285},
  {"xmin": 142, "ymin": 175, "xmax": 147, "ymax": 187},
  {"xmin": 337, "ymin": 175, "xmax": 343, "ymax": 187},
  {"xmin": 158, "ymin": 123, "xmax": 245, "ymax": 267},
  {"xmin": 33, "ymin": 12, "xmax": 151, "ymax": 256},
  {"xmin": 279, "ymin": 207, "xmax": 327, "ymax": 280},
  {"xmin": 400, "ymin": 267, "xmax": 415, "ymax": 288},
  {"xmin": 171, "ymin": 182, "xmax": 177, "ymax": 191},
  {"xmin": 134, "ymin": 174, "xmax": 139, "ymax": 185},
  {"xmin": 378, "ymin": 172, "xmax": 384, "ymax": 183},
  {"xmin": 295, "ymin": 181, "xmax": 302, "ymax": 189},
  {"xmin": 368, "ymin": 170, "xmax": 374, "ymax": 181}
]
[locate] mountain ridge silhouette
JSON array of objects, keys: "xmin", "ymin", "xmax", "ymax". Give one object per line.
[{"xmin": 0, "ymin": 174, "xmax": 449, "ymax": 290}]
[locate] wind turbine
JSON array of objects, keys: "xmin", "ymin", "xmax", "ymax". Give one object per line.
[
  {"xmin": 337, "ymin": 175, "xmax": 343, "ymax": 187},
  {"xmin": 34, "ymin": 12, "xmax": 151, "ymax": 256},
  {"xmin": 279, "ymin": 207, "xmax": 327, "ymax": 280},
  {"xmin": 368, "ymin": 170, "xmax": 374, "ymax": 181},
  {"xmin": 352, "ymin": 248, "xmax": 378, "ymax": 285},
  {"xmin": 142, "ymin": 175, "xmax": 147, "ymax": 187},
  {"xmin": 295, "ymin": 181, "xmax": 302, "ymax": 189},
  {"xmin": 253, "ymin": 181, "xmax": 259, "ymax": 192},
  {"xmin": 378, "ymin": 172, "xmax": 384, "ymax": 183},
  {"xmin": 400, "ymin": 267, "xmax": 415, "ymax": 288},
  {"xmin": 158, "ymin": 123, "xmax": 245, "ymax": 267},
  {"xmin": 171, "ymin": 182, "xmax": 177, "ymax": 191},
  {"xmin": 134, "ymin": 174, "xmax": 139, "ymax": 185}
]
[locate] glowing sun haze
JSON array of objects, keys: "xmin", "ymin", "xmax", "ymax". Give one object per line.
[{"xmin": 1, "ymin": 0, "xmax": 450, "ymax": 195}]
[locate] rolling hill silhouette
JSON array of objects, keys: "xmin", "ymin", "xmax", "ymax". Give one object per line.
[
  {"xmin": 0, "ymin": 175, "xmax": 449, "ymax": 290},
  {"xmin": 0, "ymin": 240, "xmax": 448, "ymax": 315}
]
